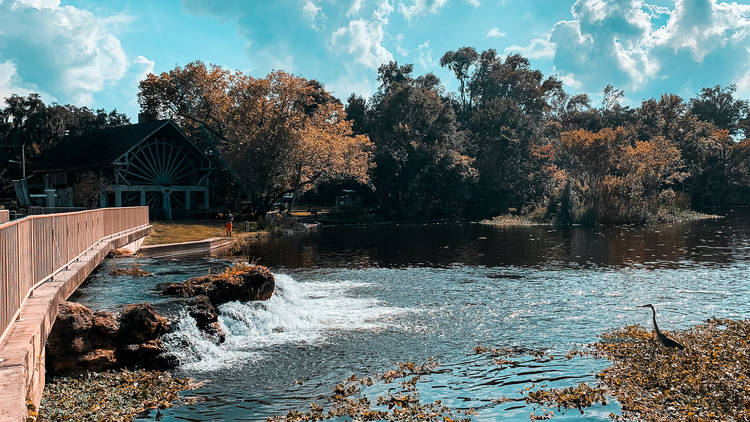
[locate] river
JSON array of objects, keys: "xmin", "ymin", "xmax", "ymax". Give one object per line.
[{"xmin": 71, "ymin": 209, "xmax": 750, "ymax": 421}]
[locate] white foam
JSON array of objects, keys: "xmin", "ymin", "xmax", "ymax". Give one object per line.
[{"xmin": 164, "ymin": 274, "xmax": 409, "ymax": 372}]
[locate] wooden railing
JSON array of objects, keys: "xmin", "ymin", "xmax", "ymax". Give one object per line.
[
  {"xmin": 0, "ymin": 206, "xmax": 149, "ymax": 342},
  {"xmin": 0, "ymin": 210, "xmax": 8, "ymax": 224}
]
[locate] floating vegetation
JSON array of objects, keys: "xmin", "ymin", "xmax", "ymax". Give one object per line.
[
  {"xmin": 526, "ymin": 383, "xmax": 607, "ymax": 413},
  {"xmin": 591, "ymin": 319, "xmax": 750, "ymax": 421},
  {"xmin": 110, "ymin": 265, "xmax": 153, "ymax": 277},
  {"xmin": 479, "ymin": 214, "xmax": 546, "ymax": 227},
  {"xmin": 39, "ymin": 369, "xmax": 201, "ymax": 421},
  {"xmin": 268, "ymin": 360, "xmax": 475, "ymax": 422}
]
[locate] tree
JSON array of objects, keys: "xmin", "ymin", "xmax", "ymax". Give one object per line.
[
  {"xmin": 138, "ymin": 62, "xmax": 373, "ymax": 216},
  {"xmin": 367, "ymin": 62, "xmax": 476, "ymax": 218},
  {"xmin": 689, "ymin": 84, "xmax": 749, "ymax": 137},
  {"xmin": 0, "ymin": 94, "xmax": 129, "ymax": 185},
  {"xmin": 72, "ymin": 171, "xmax": 111, "ymax": 207},
  {"xmin": 464, "ymin": 50, "xmax": 563, "ymax": 215},
  {"xmin": 440, "ymin": 47, "xmax": 478, "ymax": 114}
]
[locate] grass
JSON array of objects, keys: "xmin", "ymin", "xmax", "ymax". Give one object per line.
[{"xmin": 143, "ymin": 220, "xmax": 266, "ymax": 246}]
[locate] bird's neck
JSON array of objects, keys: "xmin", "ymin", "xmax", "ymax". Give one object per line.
[{"xmin": 651, "ymin": 308, "xmax": 661, "ymax": 334}]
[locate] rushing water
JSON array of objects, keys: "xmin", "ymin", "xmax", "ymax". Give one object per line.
[{"xmin": 72, "ymin": 209, "xmax": 750, "ymax": 421}]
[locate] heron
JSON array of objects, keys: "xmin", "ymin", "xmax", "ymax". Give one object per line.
[{"xmin": 638, "ymin": 304, "xmax": 684, "ymax": 350}]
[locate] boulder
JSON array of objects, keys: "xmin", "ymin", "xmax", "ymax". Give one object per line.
[
  {"xmin": 188, "ymin": 295, "xmax": 225, "ymax": 343},
  {"xmin": 47, "ymin": 302, "xmax": 93, "ymax": 356},
  {"xmin": 118, "ymin": 303, "xmax": 170, "ymax": 345},
  {"xmin": 46, "ymin": 301, "xmax": 175, "ymax": 375},
  {"xmin": 78, "ymin": 349, "xmax": 118, "ymax": 371},
  {"xmin": 163, "ymin": 265, "xmax": 275, "ymax": 305},
  {"xmin": 90, "ymin": 311, "xmax": 120, "ymax": 348},
  {"xmin": 117, "ymin": 339, "xmax": 178, "ymax": 369}
]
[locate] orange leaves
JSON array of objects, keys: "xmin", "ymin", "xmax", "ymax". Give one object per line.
[{"xmin": 558, "ymin": 127, "xmax": 689, "ymax": 224}]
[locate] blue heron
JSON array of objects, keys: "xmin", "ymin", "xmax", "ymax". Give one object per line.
[{"xmin": 638, "ymin": 304, "xmax": 684, "ymax": 350}]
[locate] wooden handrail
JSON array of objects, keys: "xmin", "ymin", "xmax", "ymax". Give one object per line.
[{"xmin": 0, "ymin": 206, "xmax": 149, "ymax": 343}]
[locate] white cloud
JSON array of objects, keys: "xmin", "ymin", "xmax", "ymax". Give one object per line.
[
  {"xmin": 347, "ymin": 0, "xmax": 364, "ymax": 17},
  {"xmin": 465, "ymin": 0, "xmax": 480, "ymax": 7},
  {"xmin": 417, "ymin": 41, "xmax": 436, "ymax": 68},
  {"xmin": 302, "ymin": 0, "xmax": 325, "ymax": 30},
  {"xmin": 486, "ymin": 27, "xmax": 506, "ymax": 38},
  {"xmin": 398, "ymin": 0, "xmax": 448, "ymax": 20},
  {"xmin": 0, "ymin": 0, "xmax": 135, "ymax": 105},
  {"xmin": 516, "ymin": 0, "xmax": 750, "ymax": 97},
  {"xmin": 505, "ymin": 38, "xmax": 555, "ymax": 59},
  {"xmin": 559, "ymin": 72, "xmax": 584, "ymax": 91},
  {"xmin": 375, "ymin": 0, "xmax": 395, "ymax": 22},
  {"xmin": 332, "ymin": 19, "xmax": 393, "ymax": 69},
  {"xmin": 331, "ymin": 1, "xmax": 395, "ymax": 69},
  {"xmin": 0, "ymin": 60, "xmax": 46, "ymax": 100},
  {"xmin": 395, "ymin": 33, "xmax": 409, "ymax": 56}
]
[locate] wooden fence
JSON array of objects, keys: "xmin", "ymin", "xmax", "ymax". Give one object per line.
[
  {"xmin": 0, "ymin": 206, "xmax": 149, "ymax": 342},
  {"xmin": 0, "ymin": 210, "xmax": 8, "ymax": 224}
]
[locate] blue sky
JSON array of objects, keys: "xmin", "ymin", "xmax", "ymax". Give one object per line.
[{"xmin": 1, "ymin": 0, "xmax": 749, "ymax": 119}]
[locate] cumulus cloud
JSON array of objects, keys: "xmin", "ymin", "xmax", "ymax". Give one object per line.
[
  {"xmin": 486, "ymin": 27, "xmax": 506, "ymax": 38},
  {"xmin": 332, "ymin": 19, "xmax": 393, "ymax": 68},
  {"xmin": 505, "ymin": 38, "xmax": 555, "ymax": 59},
  {"xmin": 347, "ymin": 0, "xmax": 365, "ymax": 17},
  {"xmin": 465, "ymin": 0, "xmax": 480, "ymax": 7},
  {"xmin": 398, "ymin": 0, "xmax": 448, "ymax": 20},
  {"xmin": 302, "ymin": 0, "xmax": 325, "ymax": 29},
  {"xmin": 0, "ymin": 60, "xmax": 45, "ymax": 100},
  {"xmin": 332, "ymin": 1, "xmax": 395, "ymax": 69},
  {"xmin": 512, "ymin": 0, "xmax": 750, "ymax": 98},
  {"xmin": 417, "ymin": 41, "xmax": 436, "ymax": 68},
  {"xmin": 0, "ymin": 0, "xmax": 139, "ymax": 105}
]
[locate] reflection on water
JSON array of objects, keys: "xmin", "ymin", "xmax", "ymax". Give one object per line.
[{"xmin": 72, "ymin": 209, "xmax": 750, "ymax": 421}]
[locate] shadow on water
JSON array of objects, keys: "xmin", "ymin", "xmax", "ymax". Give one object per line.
[{"xmin": 70, "ymin": 209, "xmax": 750, "ymax": 421}]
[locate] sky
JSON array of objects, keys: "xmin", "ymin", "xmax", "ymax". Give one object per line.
[{"xmin": 1, "ymin": 0, "xmax": 750, "ymax": 119}]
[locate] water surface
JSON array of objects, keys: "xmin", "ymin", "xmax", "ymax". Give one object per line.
[{"xmin": 73, "ymin": 209, "xmax": 750, "ymax": 421}]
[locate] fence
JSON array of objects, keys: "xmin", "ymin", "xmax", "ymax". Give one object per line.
[
  {"xmin": 0, "ymin": 206, "xmax": 148, "ymax": 342},
  {"xmin": 0, "ymin": 210, "xmax": 8, "ymax": 224}
]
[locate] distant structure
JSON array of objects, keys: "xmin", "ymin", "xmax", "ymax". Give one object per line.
[{"xmin": 32, "ymin": 114, "xmax": 212, "ymax": 219}]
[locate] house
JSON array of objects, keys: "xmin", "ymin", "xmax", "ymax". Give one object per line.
[{"xmin": 33, "ymin": 115, "xmax": 212, "ymax": 219}]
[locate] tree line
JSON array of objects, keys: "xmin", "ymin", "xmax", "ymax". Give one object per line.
[{"xmin": 3, "ymin": 47, "xmax": 750, "ymax": 224}]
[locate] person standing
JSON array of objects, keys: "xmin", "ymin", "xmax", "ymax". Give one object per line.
[{"xmin": 225, "ymin": 212, "xmax": 234, "ymax": 237}]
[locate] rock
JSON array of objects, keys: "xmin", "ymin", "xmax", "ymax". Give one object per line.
[
  {"xmin": 91, "ymin": 311, "xmax": 120, "ymax": 348},
  {"xmin": 47, "ymin": 302, "xmax": 94, "ymax": 356},
  {"xmin": 78, "ymin": 349, "xmax": 118, "ymax": 371},
  {"xmin": 117, "ymin": 340, "xmax": 178, "ymax": 369},
  {"xmin": 163, "ymin": 265, "xmax": 275, "ymax": 305},
  {"xmin": 118, "ymin": 303, "xmax": 170, "ymax": 345},
  {"xmin": 188, "ymin": 295, "xmax": 226, "ymax": 343},
  {"xmin": 46, "ymin": 301, "xmax": 175, "ymax": 375},
  {"xmin": 108, "ymin": 248, "xmax": 136, "ymax": 257}
]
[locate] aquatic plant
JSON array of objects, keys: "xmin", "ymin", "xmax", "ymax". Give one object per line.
[
  {"xmin": 268, "ymin": 360, "xmax": 474, "ymax": 422},
  {"xmin": 592, "ymin": 319, "xmax": 750, "ymax": 421},
  {"xmin": 110, "ymin": 265, "xmax": 153, "ymax": 277},
  {"xmin": 39, "ymin": 369, "xmax": 201, "ymax": 421}
]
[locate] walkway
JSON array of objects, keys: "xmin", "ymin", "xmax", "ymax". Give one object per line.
[{"xmin": 0, "ymin": 207, "xmax": 151, "ymax": 421}]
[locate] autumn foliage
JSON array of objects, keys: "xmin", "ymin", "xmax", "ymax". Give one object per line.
[{"xmin": 138, "ymin": 62, "xmax": 372, "ymax": 215}]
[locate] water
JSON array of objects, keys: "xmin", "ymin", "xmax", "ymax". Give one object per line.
[{"xmin": 71, "ymin": 209, "xmax": 750, "ymax": 421}]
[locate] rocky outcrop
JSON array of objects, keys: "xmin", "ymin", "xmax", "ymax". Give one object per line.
[
  {"xmin": 118, "ymin": 303, "xmax": 171, "ymax": 344},
  {"xmin": 46, "ymin": 302, "xmax": 176, "ymax": 375},
  {"xmin": 163, "ymin": 264, "xmax": 275, "ymax": 305},
  {"xmin": 187, "ymin": 295, "xmax": 225, "ymax": 344}
]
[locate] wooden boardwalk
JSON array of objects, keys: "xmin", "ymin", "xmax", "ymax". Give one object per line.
[{"xmin": 0, "ymin": 207, "xmax": 151, "ymax": 421}]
